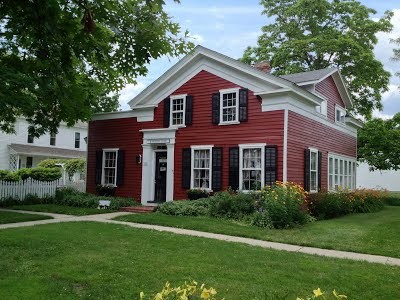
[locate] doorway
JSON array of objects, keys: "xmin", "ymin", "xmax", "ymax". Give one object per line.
[{"xmin": 154, "ymin": 151, "xmax": 167, "ymax": 202}]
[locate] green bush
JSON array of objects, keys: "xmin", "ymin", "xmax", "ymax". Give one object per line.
[
  {"xmin": 55, "ymin": 187, "xmax": 136, "ymax": 209},
  {"xmin": 158, "ymin": 199, "xmax": 210, "ymax": 216},
  {"xmin": 37, "ymin": 159, "xmax": 65, "ymax": 168},
  {"xmin": 15, "ymin": 168, "xmax": 32, "ymax": 180},
  {"xmin": 258, "ymin": 182, "xmax": 309, "ymax": 229},
  {"xmin": 96, "ymin": 184, "xmax": 116, "ymax": 196},
  {"xmin": 187, "ymin": 189, "xmax": 210, "ymax": 200},
  {"xmin": 0, "ymin": 170, "xmax": 21, "ymax": 182},
  {"xmin": 208, "ymin": 191, "xmax": 255, "ymax": 219},
  {"xmin": 29, "ymin": 167, "xmax": 62, "ymax": 181},
  {"xmin": 308, "ymin": 191, "xmax": 352, "ymax": 220},
  {"xmin": 308, "ymin": 189, "xmax": 385, "ymax": 219},
  {"xmin": 383, "ymin": 196, "xmax": 400, "ymax": 206},
  {"xmin": 251, "ymin": 211, "xmax": 273, "ymax": 229},
  {"xmin": 65, "ymin": 158, "xmax": 86, "ymax": 178}
]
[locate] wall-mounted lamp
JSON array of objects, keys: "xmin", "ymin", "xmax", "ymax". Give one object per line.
[
  {"xmin": 84, "ymin": 136, "xmax": 88, "ymax": 144},
  {"xmin": 136, "ymin": 154, "xmax": 142, "ymax": 165}
]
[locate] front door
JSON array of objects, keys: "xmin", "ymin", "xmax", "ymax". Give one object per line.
[{"xmin": 154, "ymin": 151, "xmax": 167, "ymax": 202}]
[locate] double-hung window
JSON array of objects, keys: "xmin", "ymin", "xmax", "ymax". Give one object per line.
[
  {"xmin": 328, "ymin": 154, "xmax": 356, "ymax": 191},
  {"xmin": 102, "ymin": 149, "xmax": 118, "ymax": 186},
  {"xmin": 309, "ymin": 149, "xmax": 318, "ymax": 192},
  {"xmin": 220, "ymin": 88, "xmax": 239, "ymax": 124},
  {"xmin": 239, "ymin": 144, "xmax": 265, "ymax": 191},
  {"xmin": 27, "ymin": 132, "xmax": 34, "ymax": 144},
  {"xmin": 191, "ymin": 146, "xmax": 212, "ymax": 190},
  {"xmin": 170, "ymin": 94, "xmax": 186, "ymax": 126},
  {"xmin": 335, "ymin": 106, "xmax": 346, "ymax": 124},
  {"xmin": 75, "ymin": 132, "xmax": 80, "ymax": 149},
  {"xmin": 50, "ymin": 133, "xmax": 56, "ymax": 146}
]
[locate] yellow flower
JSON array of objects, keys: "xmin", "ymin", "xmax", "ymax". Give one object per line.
[
  {"xmin": 333, "ymin": 289, "xmax": 348, "ymax": 299},
  {"xmin": 313, "ymin": 288, "xmax": 323, "ymax": 297},
  {"xmin": 201, "ymin": 288, "xmax": 210, "ymax": 299},
  {"xmin": 139, "ymin": 291, "xmax": 145, "ymax": 299}
]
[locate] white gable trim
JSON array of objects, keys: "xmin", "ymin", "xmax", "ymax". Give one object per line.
[{"xmin": 128, "ymin": 45, "xmax": 325, "ymax": 109}]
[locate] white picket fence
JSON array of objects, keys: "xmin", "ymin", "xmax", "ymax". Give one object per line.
[{"xmin": 0, "ymin": 178, "xmax": 86, "ymax": 200}]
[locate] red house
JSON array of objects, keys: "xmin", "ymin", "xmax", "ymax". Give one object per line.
[{"xmin": 87, "ymin": 46, "xmax": 362, "ymax": 205}]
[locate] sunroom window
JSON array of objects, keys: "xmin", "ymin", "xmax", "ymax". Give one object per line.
[{"xmin": 328, "ymin": 154, "xmax": 356, "ymax": 191}]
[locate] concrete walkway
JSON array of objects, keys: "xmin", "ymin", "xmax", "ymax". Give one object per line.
[{"xmin": 1, "ymin": 208, "xmax": 400, "ymax": 267}]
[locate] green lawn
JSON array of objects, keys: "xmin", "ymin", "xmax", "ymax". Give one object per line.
[
  {"xmin": 0, "ymin": 211, "xmax": 52, "ymax": 224},
  {"xmin": 115, "ymin": 206, "xmax": 400, "ymax": 258},
  {"xmin": 9, "ymin": 204, "xmax": 116, "ymax": 216},
  {"xmin": 0, "ymin": 222, "xmax": 399, "ymax": 299}
]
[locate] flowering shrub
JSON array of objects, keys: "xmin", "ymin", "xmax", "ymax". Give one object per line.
[
  {"xmin": 297, "ymin": 288, "xmax": 347, "ymax": 299},
  {"xmin": 308, "ymin": 189, "xmax": 385, "ymax": 220},
  {"xmin": 256, "ymin": 181, "xmax": 309, "ymax": 228},
  {"xmin": 140, "ymin": 281, "xmax": 222, "ymax": 300}
]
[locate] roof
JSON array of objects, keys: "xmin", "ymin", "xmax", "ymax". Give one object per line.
[
  {"xmin": 8, "ymin": 143, "xmax": 86, "ymax": 158},
  {"xmin": 280, "ymin": 68, "xmax": 337, "ymax": 84},
  {"xmin": 128, "ymin": 45, "xmax": 324, "ymax": 108}
]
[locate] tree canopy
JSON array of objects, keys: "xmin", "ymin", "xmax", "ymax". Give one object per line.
[
  {"xmin": 241, "ymin": 0, "xmax": 393, "ymax": 118},
  {"xmin": 0, "ymin": 0, "xmax": 193, "ymax": 135},
  {"xmin": 392, "ymin": 36, "xmax": 400, "ymax": 86},
  {"xmin": 358, "ymin": 113, "xmax": 400, "ymax": 171}
]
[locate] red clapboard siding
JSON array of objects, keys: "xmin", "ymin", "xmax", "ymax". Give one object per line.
[
  {"xmin": 316, "ymin": 76, "xmax": 347, "ymax": 122},
  {"xmin": 286, "ymin": 111, "xmax": 357, "ymax": 190},
  {"xmin": 87, "ymin": 70, "xmax": 285, "ymax": 200}
]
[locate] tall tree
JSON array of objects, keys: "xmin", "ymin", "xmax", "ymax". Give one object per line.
[
  {"xmin": 241, "ymin": 0, "xmax": 393, "ymax": 118},
  {"xmin": 358, "ymin": 113, "xmax": 400, "ymax": 171},
  {"xmin": 392, "ymin": 36, "xmax": 400, "ymax": 85},
  {"xmin": 0, "ymin": 0, "xmax": 193, "ymax": 135}
]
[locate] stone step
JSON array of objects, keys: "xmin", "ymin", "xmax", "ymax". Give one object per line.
[{"xmin": 119, "ymin": 206, "xmax": 156, "ymax": 213}]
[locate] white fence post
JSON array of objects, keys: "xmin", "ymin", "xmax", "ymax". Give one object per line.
[{"xmin": 0, "ymin": 178, "xmax": 86, "ymax": 201}]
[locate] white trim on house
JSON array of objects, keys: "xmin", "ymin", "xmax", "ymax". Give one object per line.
[
  {"xmin": 283, "ymin": 109, "xmax": 288, "ymax": 183},
  {"xmin": 170, "ymin": 94, "xmax": 187, "ymax": 127},
  {"xmin": 101, "ymin": 148, "xmax": 119, "ymax": 186},
  {"xmin": 239, "ymin": 143, "xmax": 266, "ymax": 191},
  {"xmin": 140, "ymin": 128, "xmax": 176, "ymax": 205},
  {"xmin": 260, "ymin": 97, "xmax": 358, "ymax": 137},
  {"xmin": 219, "ymin": 87, "xmax": 240, "ymax": 125},
  {"xmin": 128, "ymin": 45, "xmax": 325, "ymax": 109},
  {"xmin": 92, "ymin": 105, "xmax": 157, "ymax": 122},
  {"xmin": 190, "ymin": 145, "xmax": 214, "ymax": 191}
]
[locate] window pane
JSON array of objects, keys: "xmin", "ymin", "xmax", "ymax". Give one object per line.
[
  {"xmin": 193, "ymin": 149, "xmax": 211, "ymax": 189},
  {"xmin": 242, "ymin": 170, "xmax": 261, "ymax": 190},
  {"xmin": 329, "ymin": 157, "xmax": 333, "ymax": 175},
  {"xmin": 310, "ymin": 171, "xmax": 317, "ymax": 191},
  {"xmin": 310, "ymin": 152, "xmax": 317, "ymax": 170}
]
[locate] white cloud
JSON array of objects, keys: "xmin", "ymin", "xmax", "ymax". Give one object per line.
[
  {"xmin": 190, "ymin": 34, "xmax": 205, "ymax": 44},
  {"xmin": 118, "ymin": 81, "xmax": 147, "ymax": 110}
]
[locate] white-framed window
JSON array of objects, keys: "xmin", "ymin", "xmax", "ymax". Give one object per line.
[
  {"xmin": 239, "ymin": 144, "xmax": 265, "ymax": 191},
  {"xmin": 75, "ymin": 132, "xmax": 80, "ymax": 148},
  {"xmin": 316, "ymin": 100, "xmax": 328, "ymax": 117},
  {"xmin": 102, "ymin": 149, "xmax": 118, "ymax": 186},
  {"xmin": 328, "ymin": 153, "xmax": 356, "ymax": 191},
  {"xmin": 191, "ymin": 145, "xmax": 213, "ymax": 190},
  {"xmin": 220, "ymin": 88, "xmax": 239, "ymax": 125},
  {"xmin": 335, "ymin": 105, "xmax": 346, "ymax": 124},
  {"xmin": 170, "ymin": 94, "xmax": 186, "ymax": 127},
  {"xmin": 309, "ymin": 148, "xmax": 319, "ymax": 193}
]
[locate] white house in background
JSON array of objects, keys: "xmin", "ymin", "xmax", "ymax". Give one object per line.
[
  {"xmin": 0, "ymin": 118, "xmax": 87, "ymax": 171},
  {"xmin": 357, "ymin": 163, "xmax": 400, "ymax": 191}
]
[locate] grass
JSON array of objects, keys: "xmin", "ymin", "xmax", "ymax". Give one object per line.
[
  {"xmin": 0, "ymin": 211, "xmax": 52, "ymax": 224},
  {"xmin": 0, "ymin": 222, "xmax": 399, "ymax": 299},
  {"xmin": 115, "ymin": 206, "xmax": 400, "ymax": 258},
  {"xmin": 9, "ymin": 204, "xmax": 116, "ymax": 216}
]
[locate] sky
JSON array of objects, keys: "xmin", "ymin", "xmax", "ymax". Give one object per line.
[{"xmin": 119, "ymin": 0, "xmax": 400, "ymax": 118}]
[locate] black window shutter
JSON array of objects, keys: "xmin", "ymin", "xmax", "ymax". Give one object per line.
[
  {"xmin": 95, "ymin": 150, "xmax": 103, "ymax": 185},
  {"xmin": 185, "ymin": 95, "xmax": 193, "ymax": 126},
  {"xmin": 265, "ymin": 146, "xmax": 277, "ymax": 186},
  {"xmin": 239, "ymin": 88, "xmax": 248, "ymax": 122},
  {"xmin": 318, "ymin": 151, "xmax": 322, "ymax": 192},
  {"xmin": 212, "ymin": 147, "xmax": 223, "ymax": 191},
  {"xmin": 163, "ymin": 97, "xmax": 170, "ymax": 128},
  {"xmin": 212, "ymin": 93, "xmax": 220, "ymax": 124},
  {"xmin": 182, "ymin": 148, "xmax": 191, "ymax": 189},
  {"xmin": 116, "ymin": 150, "xmax": 125, "ymax": 186},
  {"xmin": 304, "ymin": 149, "xmax": 311, "ymax": 192},
  {"xmin": 229, "ymin": 147, "xmax": 239, "ymax": 190}
]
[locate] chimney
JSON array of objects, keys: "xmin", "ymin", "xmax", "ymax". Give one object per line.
[{"xmin": 253, "ymin": 60, "xmax": 271, "ymax": 73}]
